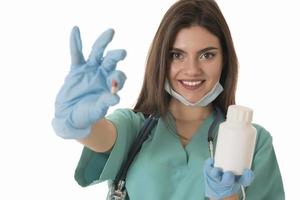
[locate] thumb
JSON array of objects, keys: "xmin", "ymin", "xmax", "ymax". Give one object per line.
[
  {"xmin": 89, "ymin": 92, "xmax": 120, "ymax": 122},
  {"xmin": 96, "ymin": 92, "xmax": 120, "ymax": 108}
]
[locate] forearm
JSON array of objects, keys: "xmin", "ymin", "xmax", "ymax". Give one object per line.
[{"xmin": 78, "ymin": 119, "xmax": 116, "ymax": 153}]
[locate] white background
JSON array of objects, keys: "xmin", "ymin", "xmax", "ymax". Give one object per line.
[{"xmin": 0, "ymin": 0, "xmax": 299, "ymax": 199}]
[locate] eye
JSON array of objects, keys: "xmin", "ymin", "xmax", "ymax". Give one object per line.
[
  {"xmin": 169, "ymin": 51, "xmax": 184, "ymax": 60},
  {"xmin": 199, "ymin": 52, "xmax": 216, "ymax": 60}
]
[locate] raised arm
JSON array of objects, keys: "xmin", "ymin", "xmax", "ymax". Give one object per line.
[{"xmin": 52, "ymin": 26, "xmax": 126, "ymax": 152}]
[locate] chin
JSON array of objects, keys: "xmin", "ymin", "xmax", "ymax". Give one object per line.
[{"xmin": 185, "ymin": 96, "xmax": 203, "ymax": 103}]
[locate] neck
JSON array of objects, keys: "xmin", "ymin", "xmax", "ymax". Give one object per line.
[{"xmin": 169, "ymin": 98, "xmax": 213, "ymax": 122}]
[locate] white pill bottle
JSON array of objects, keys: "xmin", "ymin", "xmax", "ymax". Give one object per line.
[{"xmin": 214, "ymin": 105, "xmax": 257, "ymax": 175}]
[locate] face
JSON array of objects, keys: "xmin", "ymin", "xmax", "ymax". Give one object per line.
[{"xmin": 168, "ymin": 26, "xmax": 223, "ymax": 103}]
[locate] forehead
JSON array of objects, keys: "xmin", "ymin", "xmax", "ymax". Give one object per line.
[{"xmin": 172, "ymin": 26, "xmax": 220, "ymax": 50}]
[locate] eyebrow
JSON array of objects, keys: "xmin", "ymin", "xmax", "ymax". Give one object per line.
[{"xmin": 170, "ymin": 47, "xmax": 219, "ymax": 55}]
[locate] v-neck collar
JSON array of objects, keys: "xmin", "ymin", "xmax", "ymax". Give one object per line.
[
  {"xmin": 164, "ymin": 110, "xmax": 215, "ymax": 147},
  {"xmin": 160, "ymin": 111, "xmax": 216, "ymax": 166}
]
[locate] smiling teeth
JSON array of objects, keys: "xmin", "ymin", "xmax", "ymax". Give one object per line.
[{"xmin": 182, "ymin": 80, "xmax": 202, "ymax": 86}]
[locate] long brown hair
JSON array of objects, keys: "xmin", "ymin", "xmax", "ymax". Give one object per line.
[{"xmin": 133, "ymin": 0, "xmax": 238, "ymax": 116}]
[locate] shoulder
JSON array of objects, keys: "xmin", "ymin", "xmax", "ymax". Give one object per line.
[
  {"xmin": 253, "ymin": 123, "xmax": 272, "ymax": 139},
  {"xmin": 252, "ymin": 123, "xmax": 274, "ymax": 153}
]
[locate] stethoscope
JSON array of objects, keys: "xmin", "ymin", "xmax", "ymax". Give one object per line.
[{"xmin": 207, "ymin": 106, "xmax": 224, "ymax": 159}]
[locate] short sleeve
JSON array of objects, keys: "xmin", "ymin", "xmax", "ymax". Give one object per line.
[
  {"xmin": 74, "ymin": 147, "xmax": 110, "ymax": 187},
  {"xmin": 245, "ymin": 124, "xmax": 285, "ymax": 199},
  {"xmin": 74, "ymin": 109, "xmax": 144, "ymax": 187}
]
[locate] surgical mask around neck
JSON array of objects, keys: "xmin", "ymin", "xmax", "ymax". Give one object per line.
[{"xmin": 164, "ymin": 80, "xmax": 223, "ymax": 107}]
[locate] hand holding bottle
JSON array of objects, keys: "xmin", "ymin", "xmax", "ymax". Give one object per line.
[{"xmin": 203, "ymin": 158, "xmax": 254, "ymax": 199}]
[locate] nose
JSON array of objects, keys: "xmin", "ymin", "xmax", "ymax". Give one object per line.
[{"xmin": 184, "ymin": 57, "xmax": 202, "ymax": 75}]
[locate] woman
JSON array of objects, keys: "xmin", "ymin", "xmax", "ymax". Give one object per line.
[{"xmin": 52, "ymin": 0, "xmax": 285, "ymax": 199}]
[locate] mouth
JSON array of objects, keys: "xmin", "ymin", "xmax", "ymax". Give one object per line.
[{"xmin": 179, "ymin": 80, "xmax": 205, "ymax": 90}]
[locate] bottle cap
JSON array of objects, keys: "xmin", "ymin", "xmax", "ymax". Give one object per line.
[{"xmin": 226, "ymin": 105, "xmax": 253, "ymax": 123}]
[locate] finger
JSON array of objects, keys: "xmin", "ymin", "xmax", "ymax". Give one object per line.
[
  {"xmin": 204, "ymin": 158, "xmax": 222, "ymax": 181},
  {"xmin": 238, "ymin": 169, "xmax": 254, "ymax": 186},
  {"xmin": 88, "ymin": 28, "xmax": 114, "ymax": 65},
  {"xmin": 106, "ymin": 70, "xmax": 127, "ymax": 93},
  {"xmin": 70, "ymin": 26, "xmax": 85, "ymax": 66},
  {"xmin": 204, "ymin": 158, "xmax": 214, "ymax": 174},
  {"xmin": 204, "ymin": 158, "xmax": 214, "ymax": 169},
  {"xmin": 102, "ymin": 49, "xmax": 127, "ymax": 72},
  {"xmin": 210, "ymin": 167, "xmax": 223, "ymax": 181},
  {"xmin": 96, "ymin": 92, "xmax": 120, "ymax": 108},
  {"xmin": 88, "ymin": 92, "xmax": 120, "ymax": 121},
  {"xmin": 221, "ymin": 171, "xmax": 235, "ymax": 186}
]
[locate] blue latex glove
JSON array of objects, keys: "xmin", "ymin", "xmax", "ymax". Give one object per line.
[
  {"xmin": 52, "ymin": 26, "xmax": 127, "ymax": 139},
  {"xmin": 203, "ymin": 158, "xmax": 254, "ymax": 199}
]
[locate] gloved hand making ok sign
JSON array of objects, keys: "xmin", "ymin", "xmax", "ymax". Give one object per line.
[{"xmin": 52, "ymin": 26, "xmax": 127, "ymax": 139}]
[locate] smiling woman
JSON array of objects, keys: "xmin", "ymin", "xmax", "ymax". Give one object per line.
[
  {"xmin": 51, "ymin": 0, "xmax": 285, "ymax": 199},
  {"xmin": 167, "ymin": 26, "xmax": 223, "ymax": 104}
]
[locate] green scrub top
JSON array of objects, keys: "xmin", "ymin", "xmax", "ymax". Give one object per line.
[{"xmin": 74, "ymin": 108, "xmax": 285, "ymax": 200}]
